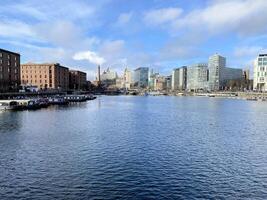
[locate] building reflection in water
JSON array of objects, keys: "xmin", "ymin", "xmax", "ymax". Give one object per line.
[{"xmin": 0, "ymin": 111, "xmax": 23, "ymax": 133}]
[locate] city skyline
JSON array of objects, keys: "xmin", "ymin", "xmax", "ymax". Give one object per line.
[{"xmin": 1, "ymin": 0, "xmax": 267, "ymax": 79}]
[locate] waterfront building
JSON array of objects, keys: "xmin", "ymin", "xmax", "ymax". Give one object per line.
[
  {"xmin": 187, "ymin": 63, "xmax": 209, "ymax": 91},
  {"xmin": 148, "ymin": 72, "xmax": 159, "ymax": 90},
  {"xmin": 133, "ymin": 67, "xmax": 149, "ymax": 88},
  {"xmin": 0, "ymin": 48, "xmax": 20, "ymax": 92},
  {"xmin": 69, "ymin": 70, "xmax": 87, "ymax": 90},
  {"xmin": 155, "ymin": 76, "xmax": 167, "ymax": 91},
  {"xmin": 123, "ymin": 68, "xmax": 132, "ymax": 89},
  {"xmin": 171, "ymin": 66, "xmax": 187, "ymax": 91},
  {"xmin": 116, "ymin": 77, "xmax": 124, "ymax": 89},
  {"xmin": 100, "ymin": 67, "xmax": 117, "ymax": 87},
  {"xmin": 253, "ymin": 54, "xmax": 267, "ymax": 91},
  {"xmin": 166, "ymin": 75, "xmax": 172, "ymax": 91},
  {"xmin": 208, "ymin": 54, "xmax": 226, "ymax": 91},
  {"xmin": 21, "ymin": 63, "xmax": 69, "ymax": 90},
  {"xmin": 208, "ymin": 54, "xmax": 243, "ymax": 90}
]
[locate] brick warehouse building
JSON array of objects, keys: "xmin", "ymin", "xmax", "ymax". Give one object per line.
[
  {"xmin": 69, "ymin": 70, "xmax": 87, "ymax": 90},
  {"xmin": 0, "ymin": 48, "xmax": 21, "ymax": 92},
  {"xmin": 21, "ymin": 63, "xmax": 69, "ymax": 90}
]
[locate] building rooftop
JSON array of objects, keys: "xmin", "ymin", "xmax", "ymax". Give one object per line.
[{"xmin": 0, "ymin": 48, "xmax": 20, "ymax": 56}]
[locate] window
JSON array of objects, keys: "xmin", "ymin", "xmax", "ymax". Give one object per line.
[
  {"xmin": 0, "ymin": 53, "xmax": 2, "ymax": 57},
  {"xmin": 8, "ymin": 61, "xmax": 10, "ymax": 66},
  {"xmin": 7, "ymin": 55, "xmax": 10, "ymax": 59},
  {"xmin": 0, "ymin": 59, "xmax": 2, "ymax": 64}
]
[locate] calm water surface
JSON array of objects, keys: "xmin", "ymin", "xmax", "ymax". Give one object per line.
[{"xmin": 0, "ymin": 96, "xmax": 267, "ymax": 199}]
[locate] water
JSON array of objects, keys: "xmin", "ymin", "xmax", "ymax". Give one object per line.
[{"xmin": 0, "ymin": 96, "xmax": 267, "ymax": 199}]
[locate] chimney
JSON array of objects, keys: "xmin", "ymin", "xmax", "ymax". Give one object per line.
[{"xmin": 98, "ymin": 65, "xmax": 101, "ymax": 86}]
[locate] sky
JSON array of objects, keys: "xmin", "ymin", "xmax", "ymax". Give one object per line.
[{"xmin": 1, "ymin": 0, "xmax": 267, "ymax": 80}]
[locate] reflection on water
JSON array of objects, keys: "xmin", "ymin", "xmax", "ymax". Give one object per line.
[
  {"xmin": 0, "ymin": 96, "xmax": 267, "ymax": 199},
  {"xmin": 0, "ymin": 111, "xmax": 23, "ymax": 133}
]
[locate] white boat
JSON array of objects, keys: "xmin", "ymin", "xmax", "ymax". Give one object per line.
[{"xmin": 0, "ymin": 100, "xmax": 20, "ymax": 110}]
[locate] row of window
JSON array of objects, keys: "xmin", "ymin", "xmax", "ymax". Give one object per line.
[
  {"xmin": 22, "ymin": 66, "xmax": 52, "ymax": 70},
  {"xmin": 0, "ymin": 66, "xmax": 19, "ymax": 73},
  {"xmin": 22, "ymin": 75, "xmax": 50, "ymax": 79},
  {"xmin": 258, "ymin": 57, "xmax": 267, "ymax": 61},
  {"xmin": 0, "ymin": 59, "xmax": 18, "ymax": 66},
  {"xmin": 0, "ymin": 74, "xmax": 18, "ymax": 80},
  {"xmin": 258, "ymin": 72, "xmax": 267, "ymax": 77},
  {"xmin": 22, "ymin": 70, "xmax": 52, "ymax": 74}
]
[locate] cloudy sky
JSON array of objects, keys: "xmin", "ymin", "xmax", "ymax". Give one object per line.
[{"xmin": 1, "ymin": 0, "xmax": 267, "ymax": 79}]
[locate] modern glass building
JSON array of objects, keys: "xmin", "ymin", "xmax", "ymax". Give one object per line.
[
  {"xmin": 253, "ymin": 54, "xmax": 267, "ymax": 91},
  {"xmin": 208, "ymin": 54, "xmax": 242, "ymax": 91},
  {"xmin": 187, "ymin": 63, "xmax": 209, "ymax": 91},
  {"xmin": 134, "ymin": 67, "xmax": 149, "ymax": 88},
  {"xmin": 208, "ymin": 54, "xmax": 226, "ymax": 91},
  {"xmin": 171, "ymin": 66, "xmax": 187, "ymax": 91}
]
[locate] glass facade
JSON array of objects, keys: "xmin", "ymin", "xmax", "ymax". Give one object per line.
[
  {"xmin": 134, "ymin": 67, "xmax": 149, "ymax": 88},
  {"xmin": 187, "ymin": 63, "xmax": 208, "ymax": 91}
]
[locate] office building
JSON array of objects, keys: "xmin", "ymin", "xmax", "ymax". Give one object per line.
[
  {"xmin": 208, "ymin": 53, "xmax": 242, "ymax": 90},
  {"xmin": 21, "ymin": 63, "xmax": 69, "ymax": 90},
  {"xmin": 0, "ymin": 48, "xmax": 20, "ymax": 92},
  {"xmin": 187, "ymin": 63, "xmax": 209, "ymax": 91},
  {"xmin": 171, "ymin": 66, "xmax": 187, "ymax": 91},
  {"xmin": 69, "ymin": 70, "xmax": 87, "ymax": 90},
  {"xmin": 134, "ymin": 67, "xmax": 149, "ymax": 88},
  {"xmin": 253, "ymin": 54, "xmax": 267, "ymax": 91}
]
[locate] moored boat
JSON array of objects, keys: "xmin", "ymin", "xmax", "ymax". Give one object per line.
[{"xmin": 0, "ymin": 100, "xmax": 20, "ymax": 111}]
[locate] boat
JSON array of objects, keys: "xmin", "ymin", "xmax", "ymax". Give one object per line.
[
  {"xmin": 25, "ymin": 100, "xmax": 39, "ymax": 110},
  {"xmin": 48, "ymin": 97, "xmax": 69, "ymax": 105},
  {"xmin": 0, "ymin": 100, "xmax": 20, "ymax": 111},
  {"xmin": 64, "ymin": 95, "xmax": 87, "ymax": 102},
  {"xmin": 85, "ymin": 94, "xmax": 97, "ymax": 100},
  {"xmin": 247, "ymin": 97, "xmax": 258, "ymax": 101}
]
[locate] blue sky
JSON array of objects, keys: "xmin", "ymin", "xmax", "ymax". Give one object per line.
[{"xmin": 1, "ymin": 0, "xmax": 267, "ymax": 79}]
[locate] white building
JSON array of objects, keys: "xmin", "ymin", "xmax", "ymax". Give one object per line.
[
  {"xmin": 208, "ymin": 53, "xmax": 242, "ymax": 91},
  {"xmin": 101, "ymin": 68, "xmax": 117, "ymax": 81},
  {"xmin": 187, "ymin": 63, "xmax": 209, "ymax": 91},
  {"xmin": 123, "ymin": 68, "xmax": 132, "ymax": 89},
  {"xmin": 253, "ymin": 54, "xmax": 267, "ymax": 91}
]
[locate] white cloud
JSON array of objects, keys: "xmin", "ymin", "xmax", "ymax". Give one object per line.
[
  {"xmin": 73, "ymin": 51, "xmax": 106, "ymax": 65},
  {"xmin": 0, "ymin": 20, "xmax": 36, "ymax": 39},
  {"xmin": 171, "ymin": 0, "xmax": 267, "ymax": 36},
  {"xmin": 144, "ymin": 7, "xmax": 183, "ymax": 26},
  {"xmin": 116, "ymin": 12, "xmax": 133, "ymax": 26},
  {"xmin": 234, "ymin": 46, "xmax": 267, "ymax": 58}
]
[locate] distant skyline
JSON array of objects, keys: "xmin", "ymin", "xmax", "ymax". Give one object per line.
[{"xmin": 1, "ymin": 0, "xmax": 267, "ymax": 79}]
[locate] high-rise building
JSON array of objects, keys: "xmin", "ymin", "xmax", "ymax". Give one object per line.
[
  {"xmin": 253, "ymin": 54, "xmax": 267, "ymax": 91},
  {"xmin": 100, "ymin": 67, "xmax": 117, "ymax": 86},
  {"xmin": 133, "ymin": 67, "xmax": 149, "ymax": 88},
  {"xmin": 166, "ymin": 75, "xmax": 172, "ymax": 91},
  {"xmin": 171, "ymin": 66, "xmax": 187, "ymax": 91},
  {"xmin": 187, "ymin": 63, "xmax": 209, "ymax": 91},
  {"xmin": 21, "ymin": 63, "xmax": 69, "ymax": 90},
  {"xmin": 208, "ymin": 53, "xmax": 242, "ymax": 91},
  {"xmin": 0, "ymin": 48, "xmax": 20, "ymax": 92},
  {"xmin": 208, "ymin": 54, "xmax": 226, "ymax": 91},
  {"xmin": 123, "ymin": 68, "xmax": 132, "ymax": 89},
  {"xmin": 69, "ymin": 70, "xmax": 87, "ymax": 90}
]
